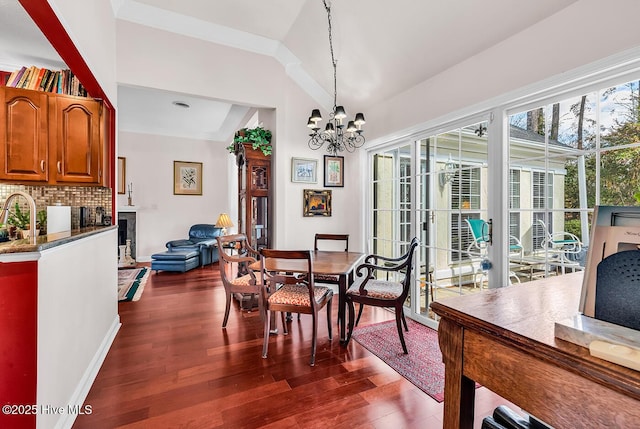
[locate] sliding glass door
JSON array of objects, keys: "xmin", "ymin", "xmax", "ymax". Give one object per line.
[{"xmin": 368, "ymin": 120, "xmax": 489, "ymax": 326}]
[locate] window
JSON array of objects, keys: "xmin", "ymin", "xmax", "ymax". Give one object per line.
[
  {"xmin": 450, "ymin": 164, "xmax": 481, "ymax": 261},
  {"xmin": 532, "ymin": 171, "xmax": 553, "ymax": 249},
  {"xmin": 509, "ymin": 169, "xmax": 521, "ymax": 241}
]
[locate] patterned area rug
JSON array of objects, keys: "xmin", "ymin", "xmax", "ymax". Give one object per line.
[
  {"xmin": 353, "ymin": 318, "xmax": 450, "ymax": 402},
  {"xmin": 117, "ymin": 267, "xmax": 149, "ymax": 302}
]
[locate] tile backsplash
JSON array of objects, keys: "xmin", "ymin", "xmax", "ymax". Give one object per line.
[{"xmin": 0, "ymin": 184, "xmax": 112, "ymax": 230}]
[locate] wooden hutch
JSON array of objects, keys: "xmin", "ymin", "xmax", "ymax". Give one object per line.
[{"xmin": 234, "ymin": 142, "xmax": 272, "ymax": 251}]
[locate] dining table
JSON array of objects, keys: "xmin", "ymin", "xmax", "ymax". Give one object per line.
[{"xmin": 249, "ymin": 250, "xmax": 365, "ymax": 341}]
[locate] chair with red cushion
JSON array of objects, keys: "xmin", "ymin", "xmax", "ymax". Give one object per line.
[
  {"xmin": 216, "ymin": 234, "xmax": 261, "ymax": 328},
  {"xmin": 259, "ymin": 249, "xmax": 333, "ymax": 366}
]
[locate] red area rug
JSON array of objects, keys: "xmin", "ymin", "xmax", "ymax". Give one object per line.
[{"xmin": 352, "ymin": 318, "xmax": 448, "ymax": 402}]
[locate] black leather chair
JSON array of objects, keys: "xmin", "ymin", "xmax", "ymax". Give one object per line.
[{"xmin": 165, "ymin": 224, "xmax": 223, "ymax": 266}]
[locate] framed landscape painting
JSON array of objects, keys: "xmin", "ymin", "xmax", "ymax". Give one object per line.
[
  {"xmin": 324, "ymin": 155, "xmax": 344, "ymax": 187},
  {"xmin": 291, "ymin": 157, "xmax": 318, "ymax": 183},
  {"xmin": 174, "ymin": 161, "xmax": 202, "ymax": 195},
  {"xmin": 303, "ymin": 189, "xmax": 332, "ymax": 217}
]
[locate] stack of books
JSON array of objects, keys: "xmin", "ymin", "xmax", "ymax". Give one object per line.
[{"xmin": 2, "ymin": 65, "xmax": 87, "ymax": 97}]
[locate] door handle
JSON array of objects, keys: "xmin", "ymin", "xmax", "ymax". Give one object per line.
[
  {"xmin": 40, "ymin": 160, "xmax": 45, "ymax": 172},
  {"xmin": 57, "ymin": 161, "xmax": 61, "ymax": 174}
]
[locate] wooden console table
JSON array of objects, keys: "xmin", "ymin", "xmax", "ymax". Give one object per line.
[{"xmin": 431, "ymin": 272, "xmax": 640, "ymax": 428}]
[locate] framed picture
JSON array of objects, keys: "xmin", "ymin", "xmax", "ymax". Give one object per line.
[
  {"xmin": 291, "ymin": 157, "xmax": 318, "ymax": 183},
  {"xmin": 174, "ymin": 161, "xmax": 203, "ymax": 195},
  {"xmin": 324, "ymin": 155, "xmax": 344, "ymax": 187},
  {"xmin": 117, "ymin": 157, "xmax": 126, "ymax": 194},
  {"xmin": 303, "ymin": 189, "xmax": 332, "ymax": 217}
]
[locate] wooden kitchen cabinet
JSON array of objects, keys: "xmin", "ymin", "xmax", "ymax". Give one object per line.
[
  {"xmin": 0, "ymin": 87, "xmax": 49, "ymax": 182},
  {"xmin": 0, "ymin": 86, "xmax": 105, "ymax": 185},
  {"xmin": 49, "ymin": 94, "xmax": 102, "ymax": 184}
]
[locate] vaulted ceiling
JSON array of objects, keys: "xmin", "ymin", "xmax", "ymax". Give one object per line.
[{"xmin": 0, "ymin": 0, "xmax": 579, "ymax": 142}]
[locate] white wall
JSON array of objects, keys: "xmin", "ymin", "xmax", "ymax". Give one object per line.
[
  {"xmin": 365, "ymin": 0, "xmax": 640, "ymax": 140},
  {"xmin": 109, "ymin": 0, "xmax": 640, "ymax": 256},
  {"xmin": 117, "ymin": 131, "xmax": 233, "ymax": 260},
  {"xmin": 37, "ymin": 229, "xmax": 118, "ymax": 429},
  {"xmin": 115, "ymin": 19, "xmax": 370, "ymax": 253},
  {"xmin": 51, "ymin": 0, "xmax": 118, "ymax": 102}
]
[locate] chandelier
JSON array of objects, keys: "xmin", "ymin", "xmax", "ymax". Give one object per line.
[{"xmin": 307, "ymin": 0, "xmax": 365, "ymax": 156}]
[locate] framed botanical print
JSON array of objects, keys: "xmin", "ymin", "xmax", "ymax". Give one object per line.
[
  {"xmin": 324, "ymin": 155, "xmax": 344, "ymax": 187},
  {"xmin": 174, "ymin": 161, "xmax": 203, "ymax": 195},
  {"xmin": 291, "ymin": 157, "xmax": 318, "ymax": 183},
  {"xmin": 303, "ymin": 189, "xmax": 332, "ymax": 217}
]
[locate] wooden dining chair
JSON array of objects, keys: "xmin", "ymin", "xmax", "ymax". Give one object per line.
[
  {"xmin": 313, "ymin": 233, "xmax": 349, "ymax": 286},
  {"xmin": 259, "ymin": 249, "xmax": 333, "ymax": 366},
  {"xmin": 344, "ymin": 237, "xmax": 419, "ymax": 354},
  {"xmin": 216, "ymin": 234, "xmax": 261, "ymax": 328}
]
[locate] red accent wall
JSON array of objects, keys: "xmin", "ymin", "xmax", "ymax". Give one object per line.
[
  {"xmin": 0, "ymin": 261, "xmax": 37, "ymax": 429},
  {"xmin": 0, "ymin": 71, "xmax": 11, "ymax": 86}
]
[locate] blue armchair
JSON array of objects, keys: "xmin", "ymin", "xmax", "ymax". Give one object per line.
[{"xmin": 166, "ymin": 224, "xmax": 223, "ymax": 266}]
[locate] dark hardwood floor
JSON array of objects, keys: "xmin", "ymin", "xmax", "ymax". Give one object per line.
[{"xmin": 73, "ymin": 264, "xmax": 512, "ymax": 428}]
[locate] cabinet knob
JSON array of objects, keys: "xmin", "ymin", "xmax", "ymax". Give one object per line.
[
  {"xmin": 57, "ymin": 161, "xmax": 61, "ymax": 174},
  {"xmin": 40, "ymin": 160, "xmax": 45, "ymax": 172}
]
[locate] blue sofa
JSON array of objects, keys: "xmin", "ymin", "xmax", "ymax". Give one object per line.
[{"xmin": 165, "ymin": 224, "xmax": 224, "ymax": 267}]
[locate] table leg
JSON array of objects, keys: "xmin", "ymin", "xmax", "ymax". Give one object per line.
[
  {"xmin": 438, "ymin": 318, "xmax": 475, "ymax": 429},
  {"xmin": 338, "ymin": 274, "xmax": 347, "ymax": 341}
]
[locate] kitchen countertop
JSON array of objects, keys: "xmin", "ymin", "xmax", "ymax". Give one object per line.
[{"xmin": 0, "ymin": 225, "xmax": 117, "ymax": 254}]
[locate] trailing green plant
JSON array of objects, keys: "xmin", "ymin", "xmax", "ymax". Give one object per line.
[
  {"xmin": 227, "ymin": 126, "xmax": 272, "ymax": 156},
  {"xmin": 7, "ymin": 202, "xmax": 30, "ymax": 229}
]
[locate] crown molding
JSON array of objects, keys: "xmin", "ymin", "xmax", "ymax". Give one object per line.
[{"xmin": 116, "ymin": 0, "xmax": 332, "ymax": 111}]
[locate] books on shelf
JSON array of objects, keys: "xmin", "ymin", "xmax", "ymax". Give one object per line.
[
  {"xmin": 580, "ymin": 205, "xmax": 640, "ymax": 318},
  {"xmin": 1, "ymin": 65, "xmax": 87, "ymax": 96}
]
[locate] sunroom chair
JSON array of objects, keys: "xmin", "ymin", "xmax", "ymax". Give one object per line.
[
  {"xmin": 216, "ymin": 234, "xmax": 261, "ymax": 328},
  {"xmin": 344, "ymin": 237, "xmax": 419, "ymax": 354},
  {"xmin": 259, "ymin": 249, "xmax": 333, "ymax": 366},
  {"xmin": 465, "ymin": 218, "xmax": 523, "ymax": 286},
  {"xmin": 466, "ymin": 218, "xmax": 491, "ymax": 256},
  {"xmin": 537, "ymin": 219, "xmax": 582, "ymax": 269}
]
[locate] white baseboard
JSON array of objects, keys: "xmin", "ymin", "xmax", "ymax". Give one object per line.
[{"xmin": 53, "ymin": 315, "xmax": 121, "ymax": 429}]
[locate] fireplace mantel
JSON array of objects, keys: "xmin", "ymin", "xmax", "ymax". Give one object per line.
[{"xmin": 118, "ymin": 205, "xmax": 138, "ymax": 213}]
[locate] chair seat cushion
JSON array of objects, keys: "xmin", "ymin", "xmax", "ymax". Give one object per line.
[
  {"xmin": 347, "ymin": 280, "xmax": 402, "ymax": 300},
  {"xmin": 230, "ymin": 274, "xmax": 255, "ymax": 287},
  {"xmin": 314, "ymin": 273, "xmax": 339, "ymax": 282},
  {"xmin": 269, "ymin": 284, "xmax": 331, "ymax": 306}
]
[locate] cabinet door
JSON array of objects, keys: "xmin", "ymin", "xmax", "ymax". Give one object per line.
[
  {"xmin": 50, "ymin": 95, "xmax": 102, "ymax": 183},
  {"xmin": 0, "ymin": 87, "xmax": 48, "ymax": 182}
]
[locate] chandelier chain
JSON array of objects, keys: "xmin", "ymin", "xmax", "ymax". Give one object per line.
[{"xmin": 323, "ymin": 0, "xmax": 338, "ymax": 110}]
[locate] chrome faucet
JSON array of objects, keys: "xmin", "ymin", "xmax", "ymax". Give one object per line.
[{"xmin": 1, "ymin": 191, "xmax": 37, "ymax": 245}]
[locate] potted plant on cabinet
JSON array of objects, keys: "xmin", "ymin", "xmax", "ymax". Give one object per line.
[{"xmin": 227, "ymin": 126, "xmax": 272, "ymax": 156}]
